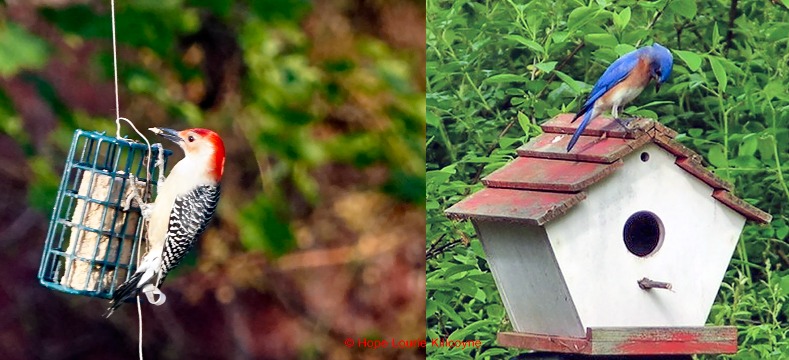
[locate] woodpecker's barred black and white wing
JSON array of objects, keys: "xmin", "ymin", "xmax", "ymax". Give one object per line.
[{"xmin": 156, "ymin": 184, "xmax": 221, "ymax": 284}]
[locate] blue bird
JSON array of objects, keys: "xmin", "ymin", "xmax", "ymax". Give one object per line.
[{"xmin": 566, "ymin": 43, "xmax": 673, "ymax": 152}]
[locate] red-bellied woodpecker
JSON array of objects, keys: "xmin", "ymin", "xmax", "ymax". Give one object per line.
[{"xmin": 106, "ymin": 128, "xmax": 225, "ymax": 317}]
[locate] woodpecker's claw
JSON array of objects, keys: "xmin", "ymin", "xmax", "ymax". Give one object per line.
[
  {"xmin": 123, "ymin": 174, "xmax": 141, "ymax": 212},
  {"xmin": 140, "ymin": 203, "xmax": 153, "ymax": 220},
  {"xmin": 123, "ymin": 174, "xmax": 153, "ymax": 219}
]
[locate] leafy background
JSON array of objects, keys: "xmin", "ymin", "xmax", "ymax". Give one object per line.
[
  {"xmin": 0, "ymin": 0, "xmax": 425, "ymax": 358},
  {"xmin": 427, "ymin": 0, "xmax": 789, "ymax": 358}
]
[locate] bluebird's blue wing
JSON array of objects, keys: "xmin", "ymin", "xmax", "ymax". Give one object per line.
[
  {"xmin": 571, "ymin": 49, "xmax": 644, "ymax": 123},
  {"xmin": 567, "ymin": 48, "xmax": 647, "ymax": 152}
]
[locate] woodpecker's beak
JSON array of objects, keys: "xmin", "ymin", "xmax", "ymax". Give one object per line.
[
  {"xmin": 654, "ymin": 81, "xmax": 661, "ymax": 93},
  {"xmin": 149, "ymin": 127, "xmax": 183, "ymax": 144}
]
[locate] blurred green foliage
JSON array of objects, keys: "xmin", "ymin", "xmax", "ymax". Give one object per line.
[
  {"xmin": 427, "ymin": 0, "xmax": 789, "ymax": 358},
  {"xmin": 0, "ymin": 24, "xmax": 49, "ymax": 76},
  {"xmin": 1, "ymin": 0, "xmax": 424, "ymax": 257}
]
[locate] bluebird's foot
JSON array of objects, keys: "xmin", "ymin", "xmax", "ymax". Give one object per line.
[{"xmin": 614, "ymin": 117, "xmax": 636, "ymax": 131}]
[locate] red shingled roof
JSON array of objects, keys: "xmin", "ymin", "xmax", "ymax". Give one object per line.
[{"xmin": 446, "ymin": 114, "xmax": 772, "ymax": 225}]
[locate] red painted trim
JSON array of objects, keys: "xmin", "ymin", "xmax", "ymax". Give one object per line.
[
  {"xmin": 541, "ymin": 114, "xmax": 637, "ymax": 139},
  {"xmin": 675, "ymin": 157, "xmax": 733, "ymax": 191},
  {"xmin": 713, "ymin": 189, "xmax": 772, "ymax": 224},
  {"xmin": 446, "ymin": 114, "xmax": 770, "ymax": 225},
  {"xmin": 482, "ymin": 157, "xmax": 623, "ymax": 192},
  {"xmin": 498, "ymin": 327, "xmax": 738, "ymax": 355},
  {"xmin": 516, "ymin": 133, "xmax": 648, "ymax": 163},
  {"xmin": 445, "ymin": 188, "xmax": 586, "ymax": 226}
]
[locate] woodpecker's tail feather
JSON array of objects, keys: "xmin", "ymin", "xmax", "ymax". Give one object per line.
[{"xmin": 105, "ymin": 272, "xmax": 144, "ymax": 317}]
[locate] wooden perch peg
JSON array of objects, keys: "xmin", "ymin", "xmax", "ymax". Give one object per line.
[{"xmin": 638, "ymin": 277, "xmax": 672, "ymax": 290}]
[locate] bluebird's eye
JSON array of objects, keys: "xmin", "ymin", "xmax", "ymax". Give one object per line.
[{"xmin": 188, "ymin": 135, "xmax": 195, "ymax": 142}]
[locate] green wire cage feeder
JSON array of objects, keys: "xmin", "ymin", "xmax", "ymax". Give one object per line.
[{"xmin": 38, "ymin": 129, "xmax": 171, "ymax": 299}]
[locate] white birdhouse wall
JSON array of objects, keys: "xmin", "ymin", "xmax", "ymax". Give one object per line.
[
  {"xmin": 544, "ymin": 143, "xmax": 746, "ymax": 333},
  {"xmin": 474, "ymin": 221, "xmax": 584, "ymax": 336}
]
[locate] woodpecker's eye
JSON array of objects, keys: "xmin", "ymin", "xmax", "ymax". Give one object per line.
[{"xmin": 188, "ymin": 135, "xmax": 195, "ymax": 142}]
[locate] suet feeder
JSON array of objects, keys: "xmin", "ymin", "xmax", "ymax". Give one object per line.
[
  {"xmin": 38, "ymin": 130, "xmax": 171, "ymax": 299},
  {"xmin": 446, "ymin": 115, "xmax": 772, "ymax": 357}
]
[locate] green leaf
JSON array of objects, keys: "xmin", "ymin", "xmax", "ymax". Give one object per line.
[
  {"xmin": 614, "ymin": 43, "xmax": 636, "ymax": 56},
  {"xmin": 456, "ymin": 279, "xmax": 478, "ymax": 295},
  {"xmin": 712, "ymin": 22, "xmax": 721, "ymax": 47},
  {"xmin": 568, "ymin": 6, "xmax": 599, "ymax": 32},
  {"xmin": 674, "ymin": 50, "xmax": 702, "ymax": 71},
  {"xmin": 427, "ymin": 111, "xmax": 440, "ymax": 128},
  {"xmin": 473, "ymin": 288, "xmax": 486, "ymax": 302},
  {"xmin": 499, "ymin": 136, "xmax": 521, "ymax": 148},
  {"xmin": 688, "ymin": 128, "xmax": 704, "ymax": 137},
  {"xmin": 613, "ymin": 7, "xmax": 631, "ymax": 31},
  {"xmin": 757, "ymin": 135, "xmax": 774, "ymax": 161},
  {"xmin": 553, "ymin": 70, "xmax": 582, "ymax": 94},
  {"xmin": 584, "ymin": 33, "xmax": 618, "ymax": 48},
  {"xmin": 484, "ymin": 74, "xmax": 528, "ymax": 84},
  {"xmin": 479, "ymin": 348, "xmax": 511, "ymax": 358},
  {"xmin": 775, "ymin": 219, "xmax": 789, "ymax": 240},
  {"xmin": 444, "ymin": 264, "xmax": 477, "ymax": 278},
  {"xmin": 708, "ymin": 144, "xmax": 728, "ymax": 168},
  {"xmin": 639, "ymin": 100, "xmax": 675, "ymax": 108},
  {"xmin": 504, "ymin": 35, "xmax": 544, "ymax": 53},
  {"xmin": 447, "ymin": 319, "xmax": 496, "ymax": 341},
  {"xmin": 631, "ymin": 109, "xmax": 657, "ymax": 119},
  {"xmin": 762, "ymin": 81, "xmax": 784, "ymax": 101},
  {"xmin": 669, "ymin": 0, "xmax": 697, "ymax": 19},
  {"xmin": 708, "ymin": 56, "xmax": 728, "ymax": 93},
  {"xmin": 426, "ymin": 299, "xmax": 438, "ymax": 318},
  {"xmin": 434, "ymin": 301, "xmax": 464, "ymax": 326},
  {"xmin": 534, "ymin": 61, "xmax": 557, "ymax": 73},
  {"xmin": 517, "ymin": 112, "xmax": 531, "ymax": 135},
  {"xmin": 621, "ymin": 29, "xmax": 649, "ymax": 44},
  {"xmin": 739, "ymin": 134, "xmax": 757, "ymax": 157}
]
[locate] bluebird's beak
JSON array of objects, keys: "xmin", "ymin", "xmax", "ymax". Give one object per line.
[
  {"xmin": 149, "ymin": 127, "xmax": 183, "ymax": 144},
  {"xmin": 654, "ymin": 75, "xmax": 661, "ymax": 93}
]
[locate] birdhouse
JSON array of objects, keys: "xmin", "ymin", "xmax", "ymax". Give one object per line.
[{"xmin": 445, "ymin": 114, "xmax": 771, "ymax": 356}]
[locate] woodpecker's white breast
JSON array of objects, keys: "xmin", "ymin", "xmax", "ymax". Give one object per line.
[{"xmin": 146, "ymin": 155, "xmax": 218, "ymax": 252}]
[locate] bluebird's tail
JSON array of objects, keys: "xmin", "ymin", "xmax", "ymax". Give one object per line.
[{"xmin": 567, "ymin": 110, "xmax": 593, "ymax": 152}]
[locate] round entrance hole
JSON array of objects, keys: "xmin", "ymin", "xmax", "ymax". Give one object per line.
[{"xmin": 623, "ymin": 211, "xmax": 664, "ymax": 257}]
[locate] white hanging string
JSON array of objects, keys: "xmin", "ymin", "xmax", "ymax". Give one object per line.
[
  {"xmin": 137, "ymin": 293, "xmax": 144, "ymax": 360},
  {"xmin": 110, "ymin": 1, "xmax": 149, "ymax": 359}
]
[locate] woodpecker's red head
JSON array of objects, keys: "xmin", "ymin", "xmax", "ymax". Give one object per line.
[{"xmin": 150, "ymin": 127, "xmax": 225, "ymax": 182}]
